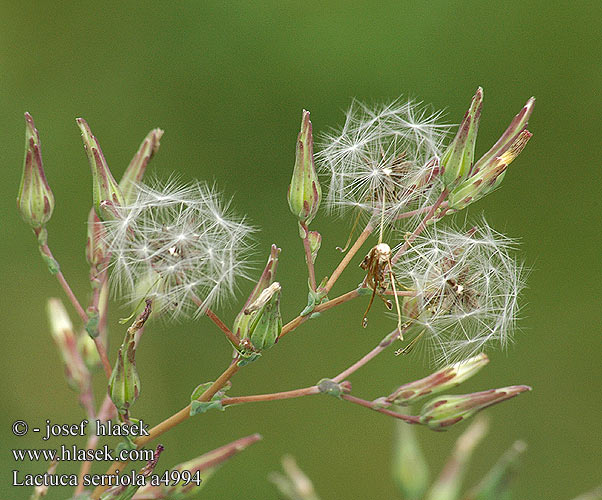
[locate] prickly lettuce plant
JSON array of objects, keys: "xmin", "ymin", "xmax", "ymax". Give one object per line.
[{"xmin": 19, "ymin": 89, "xmax": 539, "ymax": 500}]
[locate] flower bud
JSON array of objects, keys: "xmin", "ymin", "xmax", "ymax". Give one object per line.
[
  {"xmin": 448, "ymin": 97, "xmax": 534, "ymax": 210},
  {"xmin": 119, "ymin": 128, "xmax": 164, "ymax": 204},
  {"xmin": 419, "ymin": 385, "xmax": 531, "ymax": 431},
  {"xmin": 472, "ymin": 97, "xmax": 535, "ymax": 176},
  {"xmin": 392, "ymin": 419, "xmax": 430, "ymax": 500},
  {"xmin": 134, "ymin": 434, "xmax": 261, "ymax": 499},
  {"xmin": 441, "ymin": 87, "xmax": 483, "ymax": 188},
  {"xmin": 234, "ymin": 245, "xmax": 280, "ymax": 342},
  {"xmin": 299, "ymin": 226, "xmax": 322, "ymax": 265},
  {"xmin": 101, "ymin": 445, "xmax": 164, "ymax": 500},
  {"xmin": 287, "ymin": 110, "xmax": 321, "ymax": 224},
  {"xmin": 270, "ymin": 455, "xmax": 319, "ymax": 500},
  {"xmin": 448, "ymin": 130, "xmax": 532, "ymax": 210},
  {"xmin": 245, "ymin": 282, "xmax": 283, "ymax": 351},
  {"xmin": 108, "ymin": 331, "xmax": 140, "ymax": 416},
  {"xmin": 46, "ymin": 298, "xmax": 90, "ymax": 391},
  {"xmin": 76, "ymin": 118, "xmax": 125, "ymax": 219},
  {"xmin": 387, "ymin": 353, "xmax": 489, "ymax": 406},
  {"xmin": 17, "ymin": 113, "xmax": 54, "ymax": 229},
  {"xmin": 78, "ymin": 331, "xmax": 101, "ymax": 371}
]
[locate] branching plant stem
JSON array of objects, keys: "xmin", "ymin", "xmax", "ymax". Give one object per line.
[
  {"xmin": 91, "ymin": 360, "xmax": 241, "ymax": 499},
  {"xmin": 340, "ymin": 394, "xmax": 419, "ymax": 424},
  {"xmin": 91, "ymin": 219, "xmax": 409, "ymax": 498},
  {"xmin": 35, "ymin": 232, "xmax": 113, "ymax": 378},
  {"xmin": 391, "ymin": 189, "xmax": 448, "ymax": 266},
  {"xmin": 395, "ymin": 200, "xmax": 449, "ymax": 220}
]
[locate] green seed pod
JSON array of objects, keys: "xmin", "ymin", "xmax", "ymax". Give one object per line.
[
  {"xmin": 448, "ymin": 97, "xmax": 534, "ymax": 211},
  {"xmin": 233, "ymin": 245, "xmax": 280, "ymax": 343},
  {"xmin": 46, "ymin": 298, "xmax": 90, "ymax": 391},
  {"xmin": 387, "ymin": 353, "xmax": 489, "ymax": 406},
  {"xmin": 77, "ymin": 117, "xmax": 125, "ymax": 220},
  {"xmin": 246, "ymin": 282, "xmax": 283, "ymax": 351},
  {"xmin": 17, "ymin": 113, "xmax": 54, "ymax": 229},
  {"xmin": 441, "ymin": 87, "xmax": 483, "ymax": 188},
  {"xmin": 108, "ymin": 332, "xmax": 140, "ymax": 416},
  {"xmin": 471, "ymin": 97, "xmax": 534, "ymax": 176},
  {"xmin": 419, "ymin": 385, "xmax": 531, "ymax": 431},
  {"xmin": 287, "ymin": 110, "xmax": 321, "ymax": 224},
  {"xmin": 448, "ymin": 129, "xmax": 532, "ymax": 210}
]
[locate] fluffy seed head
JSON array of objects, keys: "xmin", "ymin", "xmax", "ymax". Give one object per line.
[
  {"xmin": 317, "ymin": 98, "xmax": 450, "ymax": 231},
  {"xmin": 101, "ymin": 179, "xmax": 254, "ymax": 320},
  {"xmin": 393, "ymin": 219, "xmax": 524, "ymax": 365}
]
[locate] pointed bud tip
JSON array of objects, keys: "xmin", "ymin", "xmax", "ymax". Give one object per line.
[
  {"xmin": 300, "ymin": 109, "xmax": 312, "ymax": 136},
  {"xmin": 24, "ymin": 112, "xmax": 35, "ymax": 129}
]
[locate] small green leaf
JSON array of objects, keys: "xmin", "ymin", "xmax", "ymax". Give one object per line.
[
  {"xmin": 237, "ymin": 353, "xmax": 261, "ymax": 366},
  {"xmin": 39, "ymin": 251, "xmax": 60, "ymax": 274},
  {"xmin": 190, "ymin": 381, "xmax": 231, "ymax": 402},
  {"xmin": 85, "ymin": 314, "xmax": 100, "ymax": 338},
  {"xmin": 189, "ymin": 381, "xmax": 231, "ymax": 415},
  {"xmin": 307, "ymin": 230, "xmax": 321, "ymax": 264},
  {"xmin": 116, "ymin": 436, "xmax": 137, "ymax": 454},
  {"xmin": 190, "ymin": 382, "xmax": 214, "ymax": 402},
  {"xmin": 300, "ymin": 292, "xmax": 317, "ymax": 316},
  {"xmin": 190, "ymin": 399, "xmax": 224, "ymax": 415}
]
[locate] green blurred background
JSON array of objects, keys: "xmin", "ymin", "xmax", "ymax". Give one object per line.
[{"xmin": 1, "ymin": 1, "xmax": 600, "ymax": 498}]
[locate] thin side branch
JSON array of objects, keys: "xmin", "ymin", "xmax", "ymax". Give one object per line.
[
  {"xmin": 340, "ymin": 394, "xmax": 420, "ymax": 424},
  {"xmin": 391, "ymin": 189, "xmax": 448, "ymax": 266},
  {"xmin": 324, "ymin": 223, "xmax": 373, "ymax": 293},
  {"xmin": 91, "ymin": 358, "xmax": 240, "ymax": 499}
]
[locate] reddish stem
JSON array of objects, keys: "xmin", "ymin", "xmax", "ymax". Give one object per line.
[
  {"xmin": 39, "ymin": 241, "xmax": 88, "ymax": 323},
  {"xmin": 300, "ymin": 222, "xmax": 317, "ymax": 291},
  {"xmin": 206, "ymin": 307, "xmax": 240, "ymax": 347},
  {"xmin": 333, "ymin": 329, "xmax": 399, "ymax": 383},
  {"xmin": 395, "ymin": 201, "xmax": 449, "ymax": 220},
  {"xmin": 91, "ymin": 358, "xmax": 241, "ymax": 499},
  {"xmin": 278, "ymin": 289, "xmax": 360, "ymax": 340},
  {"xmin": 340, "ymin": 394, "xmax": 419, "ymax": 424},
  {"xmin": 36, "ymin": 233, "xmax": 113, "ymax": 379},
  {"xmin": 222, "ymin": 386, "xmax": 320, "ymax": 406},
  {"xmin": 93, "ymin": 338, "xmax": 113, "ymax": 378},
  {"xmin": 391, "ymin": 189, "xmax": 448, "ymax": 266},
  {"xmin": 190, "ymin": 293, "xmax": 240, "ymax": 347}
]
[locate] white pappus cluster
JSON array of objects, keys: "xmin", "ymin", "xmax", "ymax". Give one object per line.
[
  {"xmin": 317, "ymin": 99, "xmax": 450, "ymax": 230},
  {"xmin": 393, "ymin": 219, "xmax": 524, "ymax": 365},
  {"xmin": 101, "ymin": 179, "xmax": 254, "ymax": 320}
]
